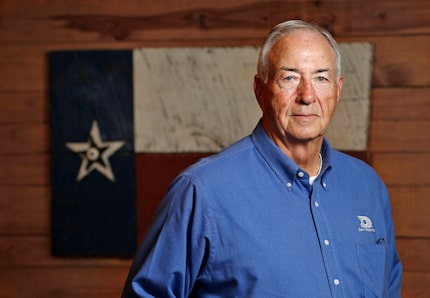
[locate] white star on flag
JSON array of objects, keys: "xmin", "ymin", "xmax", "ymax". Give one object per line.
[{"xmin": 66, "ymin": 120, "xmax": 124, "ymax": 182}]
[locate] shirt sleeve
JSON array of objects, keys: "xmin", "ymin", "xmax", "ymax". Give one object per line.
[
  {"xmin": 381, "ymin": 182, "xmax": 403, "ymax": 297},
  {"xmin": 122, "ymin": 175, "xmax": 211, "ymax": 298}
]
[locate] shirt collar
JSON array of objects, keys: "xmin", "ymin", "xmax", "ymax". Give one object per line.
[{"xmin": 251, "ymin": 121, "xmax": 332, "ymax": 185}]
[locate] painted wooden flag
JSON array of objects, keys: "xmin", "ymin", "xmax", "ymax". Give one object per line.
[
  {"xmin": 50, "ymin": 51, "xmax": 137, "ymax": 256},
  {"xmin": 50, "ymin": 45, "xmax": 373, "ymax": 256}
]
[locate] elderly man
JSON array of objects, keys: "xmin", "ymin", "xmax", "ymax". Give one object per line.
[{"xmin": 122, "ymin": 20, "xmax": 402, "ymax": 297}]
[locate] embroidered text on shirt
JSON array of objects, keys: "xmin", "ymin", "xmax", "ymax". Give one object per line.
[{"xmin": 357, "ymin": 215, "xmax": 375, "ymax": 232}]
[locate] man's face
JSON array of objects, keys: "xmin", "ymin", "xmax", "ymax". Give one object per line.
[{"xmin": 254, "ymin": 30, "xmax": 343, "ymax": 146}]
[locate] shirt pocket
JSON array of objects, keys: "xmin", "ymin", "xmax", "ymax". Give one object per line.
[{"xmin": 356, "ymin": 242, "xmax": 387, "ymax": 298}]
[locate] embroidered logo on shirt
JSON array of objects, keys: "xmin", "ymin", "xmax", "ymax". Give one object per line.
[{"xmin": 357, "ymin": 215, "xmax": 375, "ymax": 232}]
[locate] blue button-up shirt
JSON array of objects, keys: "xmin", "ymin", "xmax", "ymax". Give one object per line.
[{"xmin": 123, "ymin": 122, "xmax": 402, "ymax": 297}]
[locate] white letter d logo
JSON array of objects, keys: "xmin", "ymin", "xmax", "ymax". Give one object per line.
[{"xmin": 357, "ymin": 215, "xmax": 373, "ymax": 229}]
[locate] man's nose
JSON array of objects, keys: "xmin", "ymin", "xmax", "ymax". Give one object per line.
[{"xmin": 297, "ymin": 79, "xmax": 316, "ymax": 104}]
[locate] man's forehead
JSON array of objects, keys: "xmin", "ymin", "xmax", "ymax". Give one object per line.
[
  {"xmin": 271, "ymin": 30, "xmax": 335, "ymax": 55},
  {"xmin": 269, "ymin": 34, "xmax": 337, "ymax": 68}
]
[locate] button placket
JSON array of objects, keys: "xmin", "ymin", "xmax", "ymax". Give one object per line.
[{"xmin": 310, "ymin": 180, "xmax": 344, "ymax": 295}]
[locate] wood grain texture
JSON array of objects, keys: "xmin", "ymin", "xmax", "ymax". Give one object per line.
[
  {"xmin": 369, "ymin": 36, "xmax": 430, "ymax": 87},
  {"xmin": 1, "ymin": 0, "xmax": 429, "ymax": 43},
  {"xmin": 0, "ymin": 268, "xmax": 129, "ymax": 298},
  {"xmin": 0, "ymin": 0, "xmax": 429, "ymax": 296},
  {"xmin": 373, "ymin": 153, "xmax": 430, "ymax": 186},
  {"xmin": 390, "ymin": 186, "xmax": 430, "ymax": 237},
  {"xmin": 0, "ymin": 154, "xmax": 49, "ymax": 186},
  {"xmin": 1, "ymin": 36, "xmax": 428, "ymax": 94},
  {"xmin": 0, "ymin": 186, "xmax": 49, "ymax": 235},
  {"xmin": 372, "ymin": 88, "xmax": 430, "ymax": 121},
  {"xmin": 396, "ymin": 238, "xmax": 430, "ymax": 272},
  {"xmin": 0, "ymin": 92, "xmax": 47, "ymax": 123},
  {"xmin": 402, "ymin": 271, "xmax": 430, "ymax": 298},
  {"xmin": 0, "ymin": 123, "xmax": 48, "ymax": 154},
  {"xmin": 370, "ymin": 120, "xmax": 430, "ymax": 152},
  {"xmin": 0, "ymin": 236, "xmax": 132, "ymax": 267}
]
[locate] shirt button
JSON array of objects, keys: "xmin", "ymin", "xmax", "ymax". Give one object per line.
[
  {"xmin": 314, "ymin": 201, "xmax": 319, "ymax": 208},
  {"xmin": 286, "ymin": 182, "xmax": 292, "ymax": 188},
  {"xmin": 324, "ymin": 240, "xmax": 330, "ymax": 246},
  {"xmin": 322, "ymin": 182, "xmax": 327, "ymax": 188},
  {"xmin": 297, "ymin": 171, "xmax": 304, "ymax": 178},
  {"xmin": 333, "ymin": 279, "xmax": 340, "ymax": 286}
]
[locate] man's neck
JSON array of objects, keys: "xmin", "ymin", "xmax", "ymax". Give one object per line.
[{"xmin": 266, "ymin": 129, "xmax": 323, "ymax": 175}]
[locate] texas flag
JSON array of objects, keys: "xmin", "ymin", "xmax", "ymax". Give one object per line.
[
  {"xmin": 49, "ymin": 45, "xmax": 372, "ymax": 257},
  {"xmin": 49, "ymin": 48, "xmax": 261, "ymax": 256}
]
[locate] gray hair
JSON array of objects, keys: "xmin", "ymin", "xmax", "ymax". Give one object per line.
[{"xmin": 257, "ymin": 20, "xmax": 342, "ymax": 82}]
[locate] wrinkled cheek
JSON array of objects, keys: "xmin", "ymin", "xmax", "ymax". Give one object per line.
[
  {"xmin": 261, "ymin": 90, "xmax": 292, "ymax": 122},
  {"xmin": 266, "ymin": 101, "xmax": 285, "ymax": 120},
  {"xmin": 271, "ymin": 104, "xmax": 291, "ymax": 133}
]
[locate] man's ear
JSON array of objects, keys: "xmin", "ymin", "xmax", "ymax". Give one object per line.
[
  {"xmin": 336, "ymin": 75, "xmax": 344, "ymax": 103},
  {"xmin": 254, "ymin": 75, "xmax": 266, "ymax": 111}
]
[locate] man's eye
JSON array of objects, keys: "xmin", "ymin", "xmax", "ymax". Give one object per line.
[
  {"xmin": 284, "ymin": 76, "xmax": 294, "ymax": 81},
  {"xmin": 317, "ymin": 76, "xmax": 328, "ymax": 81}
]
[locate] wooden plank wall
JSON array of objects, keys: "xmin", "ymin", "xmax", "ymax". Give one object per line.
[{"xmin": 0, "ymin": 0, "xmax": 429, "ymax": 296}]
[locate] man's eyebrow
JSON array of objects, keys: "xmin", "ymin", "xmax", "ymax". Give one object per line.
[
  {"xmin": 279, "ymin": 67, "xmax": 331, "ymax": 74},
  {"xmin": 316, "ymin": 68, "xmax": 330, "ymax": 73},
  {"xmin": 280, "ymin": 67, "xmax": 299, "ymax": 72}
]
